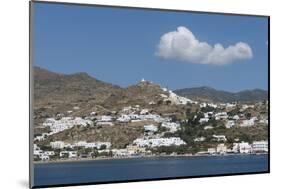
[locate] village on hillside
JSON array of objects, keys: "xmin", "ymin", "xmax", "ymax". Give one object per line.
[{"xmin": 33, "ymin": 79, "xmax": 268, "ymax": 162}]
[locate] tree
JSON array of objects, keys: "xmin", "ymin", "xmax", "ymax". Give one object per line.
[
  {"xmin": 91, "ymin": 149, "xmax": 99, "ymax": 158},
  {"xmin": 99, "ymin": 144, "xmax": 107, "ymax": 150}
]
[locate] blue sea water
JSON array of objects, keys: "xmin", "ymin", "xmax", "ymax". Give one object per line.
[{"xmin": 34, "ymin": 154, "xmax": 268, "ymax": 187}]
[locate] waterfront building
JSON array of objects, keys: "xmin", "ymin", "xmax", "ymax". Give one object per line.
[
  {"xmin": 216, "ymin": 144, "xmax": 227, "ymax": 154},
  {"xmin": 252, "ymin": 140, "xmax": 268, "ymax": 153},
  {"xmin": 239, "ymin": 142, "xmax": 252, "ymax": 153},
  {"xmin": 208, "ymin": 148, "xmax": 216, "ymax": 154}
]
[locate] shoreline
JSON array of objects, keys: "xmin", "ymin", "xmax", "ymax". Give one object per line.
[{"xmin": 34, "ymin": 153, "xmax": 268, "ymax": 165}]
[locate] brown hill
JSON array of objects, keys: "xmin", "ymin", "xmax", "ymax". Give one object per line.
[
  {"xmin": 33, "ymin": 67, "xmax": 125, "ymax": 120},
  {"xmin": 33, "ymin": 67, "xmax": 190, "ymax": 125}
]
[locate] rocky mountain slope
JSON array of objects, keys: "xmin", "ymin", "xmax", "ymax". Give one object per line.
[{"xmin": 174, "ymin": 86, "xmax": 268, "ymax": 103}]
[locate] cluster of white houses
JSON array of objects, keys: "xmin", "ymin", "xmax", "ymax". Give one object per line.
[
  {"xmin": 205, "ymin": 140, "xmax": 268, "ymax": 155},
  {"xmin": 34, "ymin": 139, "xmax": 268, "ymax": 161},
  {"xmin": 50, "ymin": 141, "xmax": 111, "ymax": 149},
  {"xmin": 133, "ymin": 137, "xmax": 186, "ymax": 148},
  {"xmin": 43, "ymin": 117, "xmax": 93, "ymax": 133},
  {"xmin": 196, "ymin": 102, "xmax": 268, "ymax": 129},
  {"xmin": 34, "ymin": 87, "xmax": 268, "ymax": 161},
  {"xmin": 35, "ymin": 95, "xmax": 268, "ymax": 143}
]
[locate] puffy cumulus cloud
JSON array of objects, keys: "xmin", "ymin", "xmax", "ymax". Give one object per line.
[{"xmin": 155, "ymin": 26, "xmax": 253, "ymax": 65}]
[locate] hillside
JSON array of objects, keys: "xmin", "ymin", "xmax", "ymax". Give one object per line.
[
  {"xmin": 33, "ymin": 67, "xmax": 268, "ymax": 160},
  {"xmin": 34, "ymin": 66, "xmax": 125, "ymax": 122},
  {"xmin": 33, "ymin": 67, "xmax": 183, "ymax": 125},
  {"xmin": 173, "ymin": 86, "xmax": 268, "ymax": 103}
]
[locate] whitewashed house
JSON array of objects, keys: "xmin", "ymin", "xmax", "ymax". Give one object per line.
[
  {"xmin": 133, "ymin": 137, "xmax": 185, "ymax": 148},
  {"xmin": 233, "ymin": 115, "xmax": 240, "ymax": 120},
  {"xmin": 144, "ymin": 125, "xmax": 158, "ymax": 133},
  {"xmin": 208, "ymin": 148, "xmax": 216, "ymax": 154},
  {"xmin": 194, "ymin": 137, "xmax": 206, "ymax": 142},
  {"xmin": 199, "ymin": 117, "xmax": 209, "ymax": 124},
  {"xmin": 50, "ymin": 141, "xmax": 65, "ymax": 149},
  {"xmin": 225, "ymin": 120, "xmax": 235, "ymax": 128},
  {"xmin": 240, "ymin": 119, "xmax": 255, "ymax": 127},
  {"xmin": 215, "ymin": 112, "xmax": 228, "ymax": 120},
  {"xmin": 140, "ymin": 109, "xmax": 150, "ymax": 115},
  {"xmin": 39, "ymin": 154, "xmax": 50, "ymax": 161},
  {"xmin": 117, "ymin": 114, "xmax": 131, "ymax": 123},
  {"xmin": 216, "ymin": 144, "xmax": 227, "ymax": 154},
  {"xmin": 44, "ymin": 151, "xmax": 55, "ymax": 156},
  {"xmin": 252, "ymin": 141, "xmax": 268, "ymax": 153},
  {"xmin": 239, "ymin": 142, "xmax": 252, "ymax": 153},
  {"xmin": 69, "ymin": 151, "xmax": 78, "ymax": 158},
  {"xmin": 161, "ymin": 122, "xmax": 180, "ymax": 133},
  {"xmin": 213, "ymin": 135, "xmax": 227, "ymax": 142}
]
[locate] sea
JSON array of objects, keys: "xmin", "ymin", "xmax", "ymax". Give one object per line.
[{"xmin": 34, "ymin": 154, "xmax": 268, "ymax": 187}]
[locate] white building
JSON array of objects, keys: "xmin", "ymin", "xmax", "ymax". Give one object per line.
[
  {"xmin": 233, "ymin": 115, "xmax": 240, "ymax": 120},
  {"xmin": 165, "ymin": 90, "xmax": 195, "ymax": 105},
  {"xmin": 140, "ymin": 109, "xmax": 150, "ymax": 115},
  {"xmin": 74, "ymin": 141, "xmax": 111, "ymax": 149},
  {"xmin": 144, "ymin": 124, "xmax": 158, "ymax": 132},
  {"xmin": 69, "ymin": 151, "xmax": 78, "ymax": 158},
  {"xmin": 259, "ymin": 119, "xmax": 268, "ymax": 124},
  {"xmin": 208, "ymin": 103, "xmax": 218, "ymax": 108},
  {"xmin": 139, "ymin": 114, "xmax": 166, "ymax": 123},
  {"xmin": 96, "ymin": 121, "xmax": 114, "ymax": 126},
  {"xmin": 117, "ymin": 114, "xmax": 131, "ymax": 123},
  {"xmin": 60, "ymin": 151, "xmax": 78, "ymax": 158},
  {"xmin": 226, "ymin": 103, "xmax": 236, "ymax": 108},
  {"xmin": 240, "ymin": 119, "xmax": 255, "ymax": 127},
  {"xmin": 215, "ymin": 112, "xmax": 228, "ymax": 120},
  {"xmin": 34, "ymin": 135, "xmax": 45, "ymax": 142},
  {"xmin": 194, "ymin": 137, "xmax": 206, "ymax": 142},
  {"xmin": 213, "ymin": 135, "xmax": 227, "ymax": 142},
  {"xmin": 216, "ymin": 144, "xmax": 227, "ymax": 154},
  {"xmin": 90, "ymin": 112, "xmax": 97, "ymax": 116},
  {"xmin": 43, "ymin": 117, "xmax": 93, "ymax": 134},
  {"xmin": 199, "ymin": 117, "xmax": 209, "ymax": 124},
  {"xmin": 34, "ymin": 149, "xmax": 43, "ymax": 156},
  {"xmin": 239, "ymin": 142, "xmax": 252, "ymax": 153},
  {"xmin": 161, "ymin": 122, "xmax": 180, "ymax": 133},
  {"xmin": 75, "ymin": 141, "xmax": 87, "ymax": 147},
  {"xmin": 225, "ymin": 120, "xmax": 235, "ymax": 128},
  {"xmin": 112, "ymin": 149, "xmax": 129, "ymax": 157},
  {"xmin": 252, "ymin": 141, "xmax": 268, "ymax": 153},
  {"xmin": 39, "ymin": 154, "xmax": 49, "ymax": 161},
  {"xmin": 50, "ymin": 141, "xmax": 65, "ymax": 149},
  {"xmin": 97, "ymin": 116, "xmax": 112, "ymax": 122},
  {"xmin": 44, "ymin": 151, "xmax": 55, "ymax": 156},
  {"xmin": 133, "ymin": 137, "xmax": 186, "ymax": 148},
  {"xmin": 208, "ymin": 148, "xmax": 216, "ymax": 154}
]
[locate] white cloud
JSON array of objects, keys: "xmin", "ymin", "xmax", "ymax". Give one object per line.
[{"xmin": 155, "ymin": 26, "xmax": 253, "ymax": 65}]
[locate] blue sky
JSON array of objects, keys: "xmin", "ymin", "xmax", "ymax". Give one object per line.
[{"xmin": 33, "ymin": 2, "xmax": 268, "ymax": 92}]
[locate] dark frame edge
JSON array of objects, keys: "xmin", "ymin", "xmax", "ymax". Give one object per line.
[
  {"xmin": 29, "ymin": 1, "xmax": 35, "ymax": 188},
  {"xmin": 267, "ymin": 16, "xmax": 270, "ymax": 173}
]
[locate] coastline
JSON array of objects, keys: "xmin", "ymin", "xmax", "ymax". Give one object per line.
[{"xmin": 34, "ymin": 153, "xmax": 268, "ymax": 165}]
